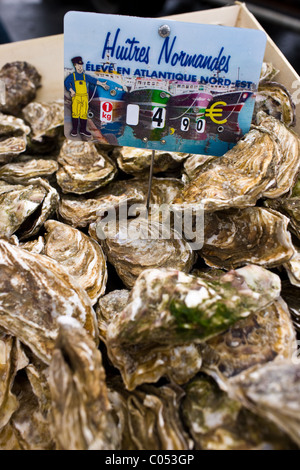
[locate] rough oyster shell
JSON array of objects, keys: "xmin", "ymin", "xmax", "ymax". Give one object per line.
[
  {"xmin": 172, "ymin": 114, "xmax": 300, "ymax": 211},
  {"xmin": 113, "ymin": 146, "xmax": 189, "ymax": 175},
  {"xmin": 0, "ymin": 61, "xmax": 41, "ymax": 116},
  {"xmin": 20, "ymin": 236, "xmax": 45, "ymax": 254},
  {"xmin": 0, "ymin": 423, "xmax": 22, "ymax": 450},
  {"xmin": 0, "ymin": 178, "xmax": 58, "ymax": 241},
  {"xmin": 96, "ymin": 289, "xmax": 130, "ymax": 342},
  {"xmin": 56, "ymin": 140, "xmax": 117, "ymax": 194},
  {"xmin": 44, "ymin": 220, "xmax": 107, "ymax": 305},
  {"xmin": 182, "ymin": 153, "xmax": 215, "ymax": 184},
  {"xmin": 281, "ymin": 280, "xmax": 300, "ymax": 333},
  {"xmin": 109, "ymin": 378, "xmax": 193, "ymax": 450},
  {"xmin": 0, "ymin": 159, "xmax": 58, "ymax": 184},
  {"xmin": 230, "ymin": 362, "xmax": 300, "ymax": 447},
  {"xmin": 284, "ymin": 246, "xmax": 300, "ymax": 288},
  {"xmin": 254, "ymin": 81, "xmax": 296, "ymax": 127},
  {"xmin": 22, "ymin": 100, "xmax": 64, "ymax": 141},
  {"xmin": 48, "ymin": 317, "xmax": 120, "ymax": 450},
  {"xmin": 259, "ymin": 62, "xmax": 279, "ymax": 83},
  {"xmin": 107, "ymin": 265, "xmax": 281, "ymax": 348},
  {"xmin": 265, "ymin": 197, "xmax": 300, "ymax": 240},
  {"xmin": 99, "ymin": 218, "xmax": 195, "ymax": 288},
  {"xmin": 0, "ymin": 113, "xmax": 30, "ymax": 163},
  {"xmin": 201, "ymin": 207, "xmax": 294, "ymax": 269},
  {"xmin": 0, "ymin": 334, "xmax": 29, "ymax": 430},
  {"xmin": 182, "ymin": 375, "xmax": 296, "ymax": 450},
  {"xmin": 0, "ymin": 240, "xmax": 98, "ymax": 364},
  {"xmin": 200, "ymin": 298, "xmax": 296, "ymax": 385},
  {"xmin": 10, "ymin": 376, "xmax": 54, "ymax": 450}
]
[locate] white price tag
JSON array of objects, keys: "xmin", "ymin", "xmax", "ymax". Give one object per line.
[{"xmin": 152, "ymin": 107, "xmax": 166, "ymax": 129}]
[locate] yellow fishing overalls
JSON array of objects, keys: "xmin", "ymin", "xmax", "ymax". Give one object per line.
[{"xmin": 72, "ymin": 73, "xmax": 89, "ymax": 120}]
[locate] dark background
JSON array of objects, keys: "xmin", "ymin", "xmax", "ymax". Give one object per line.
[{"xmin": 0, "ymin": 0, "xmax": 299, "ymax": 73}]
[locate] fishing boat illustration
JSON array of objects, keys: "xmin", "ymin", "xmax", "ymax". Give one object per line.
[
  {"xmin": 167, "ymin": 81, "xmax": 213, "ymax": 140},
  {"xmin": 205, "ymin": 89, "xmax": 253, "ymax": 142},
  {"xmin": 126, "ymin": 78, "xmax": 171, "ymax": 141}
]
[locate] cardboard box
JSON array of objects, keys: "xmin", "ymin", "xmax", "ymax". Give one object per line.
[{"xmin": 0, "ymin": 3, "xmax": 299, "ymax": 132}]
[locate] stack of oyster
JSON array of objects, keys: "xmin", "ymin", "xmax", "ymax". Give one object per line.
[{"xmin": 0, "ymin": 61, "xmax": 300, "ymax": 450}]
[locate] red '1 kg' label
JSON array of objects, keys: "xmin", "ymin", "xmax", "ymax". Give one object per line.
[{"xmin": 101, "ymin": 101, "xmax": 113, "ymax": 122}]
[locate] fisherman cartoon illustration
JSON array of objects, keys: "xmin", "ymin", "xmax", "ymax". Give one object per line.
[{"xmin": 65, "ymin": 56, "xmax": 110, "ymax": 138}]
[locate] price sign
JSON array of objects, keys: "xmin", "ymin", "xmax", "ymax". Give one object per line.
[{"xmin": 64, "ymin": 12, "xmax": 266, "ymax": 156}]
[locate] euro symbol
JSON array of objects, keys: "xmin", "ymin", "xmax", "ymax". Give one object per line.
[{"xmin": 205, "ymin": 101, "xmax": 227, "ymax": 124}]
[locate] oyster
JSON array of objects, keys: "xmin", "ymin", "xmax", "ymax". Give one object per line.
[
  {"xmin": 284, "ymin": 246, "xmax": 300, "ymax": 288},
  {"xmin": 96, "ymin": 289, "xmax": 130, "ymax": 342},
  {"xmin": 56, "ymin": 140, "xmax": 117, "ymax": 194},
  {"xmin": 109, "ymin": 378, "xmax": 193, "ymax": 450},
  {"xmin": 281, "ymin": 280, "xmax": 300, "ymax": 333},
  {"xmin": 201, "ymin": 207, "xmax": 294, "ymax": 269},
  {"xmin": 0, "ymin": 61, "xmax": 41, "ymax": 116},
  {"xmin": 59, "ymin": 178, "xmax": 146, "ymax": 228},
  {"xmin": 48, "ymin": 317, "xmax": 120, "ymax": 450},
  {"xmin": 200, "ymin": 298, "xmax": 296, "ymax": 385},
  {"xmin": 22, "ymin": 100, "xmax": 64, "ymax": 141},
  {"xmin": 0, "ymin": 239, "xmax": 98, "ymax": 364},
  {"xmin": 231, "ymin": 362, "xmax": 300, "ymax": 446},
  {"xmin": 259, "ymin": 62, "xmax": 279, "ymax": 83},
  {"xmin": 113, "ymin": 146, "xmax": 189, "ymax": 175},
  {"xmin": 107, "ymin": 265, "xmax": 281, "ymax": 349},
  {"xmin": 182, "ymin": 376, "xmax": 296, "ymax": 450},
  {"xmin": 44, "ymin": 220, "xmax": 107, "ymax": 305},
  {"xmin": 99, "ymin": 218, "xmax": 195, "ymax": 288},
  {"xmin": 265, "ymin": 197, "xmax": 300, "ymax": 240},
  {"xmin": 0, "ymin": 158, "xmax": 58, "ymax": 184},
  {"xmin": 0, "ymin": 113, "xmax": 30, "ymax": 163},
  {"xmin": 172, "ymin": 114, "xmax": 300, "ymax": 211},
  {"xmin": 0, "ymin": 423, "xmax": 21, "ymax": 450},
  {"xmin": 182, "ymin": 153, "xmax": 215, "ymax": 184},
  {"xmin": 11, "ymin": 376, "xmax": 54, "ymax": 450},
  {"xmin": 254, "ymin": 82, "xmax": 296, "ymax": 127},
  {"xmin": 20, "ymin": 236, "xmax": 45, "ymax": 254},
  {"xmin": 0, "ymin": 178, "xmax": 59, "ymax": 240},
  {"xmin": 0, "ymin": 334, "xmax": 29, "ymax": 430}
]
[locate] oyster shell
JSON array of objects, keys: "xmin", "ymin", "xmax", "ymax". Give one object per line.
[
  {"xmin": 0, "ymin": 334, "xmax": 29, "ymax": 430},
  {"xmin": 281, "ymin": 280, "xmax": 300, "ymax": 333},
  {"xmin": 0, "ymin": 159, "xmax": 58, "ymax": 184},
  {"xmin": 22, "ymin": 100, "xmax": 64, "ymax": 141},
  {"xmin": 48, "ymin": 317, "xmax": 120, "ymax": 450},
  {"xmin": 0, "ymin": 61, "xmax": 41, "ymax": 116},
  {"xmin": 107, "ymin": 265, "xmax": 281, "ymax": 348},
  {"xmin": 0, "ymin": 178, "xmax": 59, "ymax": 240},
  {"xmin": 284, "ymin": 246, "xmax": 300, "ymax": 288},
  {"xmin": 230, "ymin": 362, "xmax": 300, "ymax": 446},
  {"xmin": 56, "ymin": 140, "xmax": 117, "ymax": 194},
  {"xmin": 0, "ymin": 423, "xmax": 21, "ymax": 450},
  {"xmin": 11, "ymin": 376, "xmax": 54, "ymax": 450},
  {"xmin": 96, "ymin": 289, "xmax": 130, "ymax": 342},
  {"xmin": 44, "ymin": 220, "xmax": 107, "ymax": 305},
  {"xmin": 109, "ymin": 378, "xmax": 193, "ymax": 450},
  {"xmin": 113, "ymin": 147, "xmax": 189, "ymax": 175},
  {"xmin": 0, "ymin": 239, "xmax": 98, "ymax": 364},
  {"xmin": 0, "ymin": 113, "xmax": 30, "ymax": 163},
  {"xmin": 59, "ymin": 178, "xmax": 146, "ymax": 228},
  {"xmin": 254, "ymin": 81, "xmax": 296, "ymax": 127},
  {"xmin": 265, "ymin": 197, "xmax": 300, "ymax": 240},
  {"xmin": 172, "ymin": 114, "xmax": 300, "ymax": 211},
  {"xmin": 259, "ymin": 62, "xmax": 279, "ymax": 83},
  {"xmin": 182, "ymin": 153, "xmax": 215, "ymax": 184},
  {"xmin": 99, "ymin": 218, "xmax": 195, "ymax": 288},
  {"xmin": 20, "ymin": 236, "xmax": 45, "ymax": 254},
  {"xmin": 202, "ymin": 207, "xmax": 294, "ymax": 269},
  {"xmin": 182, "ymin": 375, "xmax": 296, "ymax": 450},
  {"xmin": 200, "ymin": 298, "xmax": 296, "ymax": 385}
]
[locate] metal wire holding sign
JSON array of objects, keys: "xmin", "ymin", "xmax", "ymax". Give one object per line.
[{"xmin": 146, "ymin": 149, "xmax": 155, "ymax": 212}]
